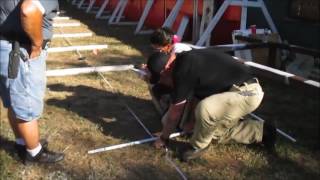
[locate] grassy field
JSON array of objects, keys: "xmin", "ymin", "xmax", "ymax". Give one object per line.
[{"xmin": 1, "ymin": 1, "xmax": 319, "ymax": 179}]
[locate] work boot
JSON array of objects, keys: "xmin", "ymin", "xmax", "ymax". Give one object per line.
[
  {"xmin": 24, "ymin": 147, "xmax": 64, "ymax": 164},
  {"xmin": 181, "ymin": 144, "xmax": 210, "ymax": 162},
  {"xmin": 262, "ymin": 121, "xmax": 277, "ymax": 154},
  {"xmin": 15, "ymin": 139, "xmax": 48, "ymax": 162}
]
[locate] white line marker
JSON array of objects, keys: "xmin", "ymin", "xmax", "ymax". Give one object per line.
[
  {"xmin": 53, "ymin": 23, "xmax": 81, "ymax": 27},
  {"xmin": 48, "ymin": 45, "xmax": 108, "ymax": 53},
  {"xmin": 53, "ymin": 16, "xmax": 70, "ymax": 20},
  {"xmin": 88, "ymin": 132, "xmax": 184, "ymax": 154},
  {"xmin": 249, "ymin": 113, "xmax": 297, "ymax": 142},
  {"xmin": 52, "ymin": 32, "xmax": 93, "ymax": 38},
  {"xmin": 46, "ymin": 65, "xmax": 134, "ymax": 77}
]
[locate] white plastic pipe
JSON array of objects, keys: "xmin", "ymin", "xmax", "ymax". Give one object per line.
[
  {"xmin": 52, "ymin": 32, "xmax": 93, "ymax": 38},
  {"xmin": 46, "ymin": 65, "xmax": 134, "ymax": 77},
  {"xmin": 249, "ymin": 113, "xmax": 297, "ymax": 142},
  {"xmin": 53, "ymin": 16, "xmax": 70, "ymax": 20},
  {"xmin": 48, "ymin": 44, "xmax": 108, "ymax": 53},
  {"xmin": 232, "ymin": 56, "xmax": 320, "ymax": 88},
  {"xmin": 88, "ymin": 132, "xmax": 184, "ymax": 154},
  {"xmin": 53, "ymin": 23, "xmax": 81, "ymax": 27}
]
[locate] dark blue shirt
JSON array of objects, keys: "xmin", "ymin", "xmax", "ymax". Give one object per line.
[{"xmin": 0, "ymin": 0, "xmax": 59, "ymax": 42}]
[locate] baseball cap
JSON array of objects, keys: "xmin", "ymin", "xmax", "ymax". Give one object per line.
[{"xmin": 147, "ymin": 51, "xmax": 170, "ymax": 84}]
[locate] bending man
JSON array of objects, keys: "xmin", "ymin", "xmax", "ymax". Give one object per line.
[{"xmin": 148, "ymin": 49, "xmax": 276, "ymax": 162}]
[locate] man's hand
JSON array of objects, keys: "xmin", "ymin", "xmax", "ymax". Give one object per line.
[
  {"xmin": 139, "ymin": 64, "xmax": 151, "ymax": 82},
  {"xmin": 152, "ymin": 133, "xmax": 168, "ymax": 149},
  {"xmin": 153, "ymin": 138, "xmax": 166, "ymax": 149},
  {"xmin": 29, "ymin": 45, "xmax": 42, "ymax": 59}
]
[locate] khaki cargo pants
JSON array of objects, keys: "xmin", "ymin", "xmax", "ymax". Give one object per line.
[{"xmin": 191, "ymin": 80, "xmax": 264, "ymax": 149}]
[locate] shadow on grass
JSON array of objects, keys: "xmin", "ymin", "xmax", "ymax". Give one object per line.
[
  {"xmin": 243, "ymin": 151, "xmax": 320, "ymax": 179},
  {"xmin": 46, "ymin": 83, "xmax": 161, "ymax": 141},
  {"xmin": 256, "ymin": 77, "xmax": 320, "ymax": 151},
  {"xmin": 0, "ymin": 136, "xmax": 20, "ymax": 162}
]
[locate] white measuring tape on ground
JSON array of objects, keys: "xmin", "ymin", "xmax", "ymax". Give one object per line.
[
  {"xmin": 46, "ymin": 65, "xmax": 134, "ymax": 77},
  {"xmin": 48, "ymin": 44, "xmax": 108, "ymax": 53},
  {"xmin": 52, "ymin": 32, "xmax": 93, "ymax": 38}
]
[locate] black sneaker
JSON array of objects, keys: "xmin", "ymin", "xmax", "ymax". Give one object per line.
[
  {"xmin": 14, "ymin": 139, "xmax": 49, "ymax": 161},
  {"xmin": 24, "ymin": 147, "xmax": 64, "ymax": 164},
  {"xmin": 262, "ymin": 121, "xmax": 277, "ymax": 154},
  {"xmin": 181, "ymin": 144, "xmax": 210, "ymax": 162}
]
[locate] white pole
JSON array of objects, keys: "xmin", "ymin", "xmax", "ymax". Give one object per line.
[
  {"xmin": 249, "ymin": 113, "xmax": 297, "ymax": 142},
  {"xmin": 231, "ymin": 57, "xmax": 320, "ymax": 88},
  {"xmin": 96, "ymin": 0, "xmax": 110, "ymax": 18},
  {"xmin": 53, "ymin": 22, "xmax": 81, "ymax": 27},
  {"xmin": 77, "ymin": 0, "xmax": 86, "ymax": 9},
  {"xmin": 48, "ymin": 44, "xmax": 108, "ymax": 53},
  {"xmin": 134, "ymin": 0, "xmax": 154, "ymax": 34},
  {"xmin": 88, "ymin": 132, "xmax": 184, "ymax": 154},
  {"xmin": 240, "ymin": 0, "xmax": 248, "ymax": 30},
  {"xmin": 46, "ymin": 65, "xmax": 134, "ymax": 77},
  {"xmin": 86, "ymin": 0, "xmax": 96, "ymax": 13},
  {"xmin": 176, "ymin": 16, "xmax": 189, "ymax": 40},
  {"xmin": 115, "ymin": 0, "xmax": 128, "ymax": 23},
  {"xmin": 162, "ymin": 0, "xmax": 185, "ymax": 28},
  {"xmin": 108, "ymin": 0, "xmax": 124, "ymax": 24},
  {"xmin": 196, "ymin": 0, "xmax": 230, "ymax": 46},
  {"xmin": 258, "ymin": 0, "xmax": 278, "ymax": 34},
  {"xmin": 52, "ymin": 32, "xmax": 93, "ymax": 38},
  {"xmin": 53, "ymin": 16, "xmax": 70, "ymax": 20}
]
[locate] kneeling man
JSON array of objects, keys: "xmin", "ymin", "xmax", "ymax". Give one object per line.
[{"xmin": 148, "ymin": 48, "xmax": 276, "ymax": 162}]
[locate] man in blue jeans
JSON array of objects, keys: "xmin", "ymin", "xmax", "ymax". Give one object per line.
[{"xmin": 0, "ymin": 0, "xmax": 64, "ymax": 163}]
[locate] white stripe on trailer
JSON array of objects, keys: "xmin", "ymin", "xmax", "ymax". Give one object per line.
[
  {"xmin": 53, "ymin": 23, "xmax": 81, "ymax": 27},
  {"xmin": 48, "ymin": 45, "xmax": 108, "ymax": 53},
  {"xmin": 52, "ymin": 32, "xmax": 93, "ymax": 38},
  {"xmin": 46, "ymin": 65, "xmax": 134, "ymax": 77}
]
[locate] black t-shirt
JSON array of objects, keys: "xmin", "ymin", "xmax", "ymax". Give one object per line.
[
  {"xmin": 0, "ymin": 0, "xmax": 59, "ymax": 42},
  {"xmin": 172, "ymin": 48, "xmax": 253, "ymax": 104}
]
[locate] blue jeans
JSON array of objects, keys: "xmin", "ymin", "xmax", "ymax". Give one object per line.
[{"xmin": 0, "ymin": 40, "xmax": 47, "ymax": 121}]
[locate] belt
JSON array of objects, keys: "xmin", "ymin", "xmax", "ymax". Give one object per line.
[
  {"xmin": 237, "ymin": 78, "xmax": 258, "ymax": 87},
  {"xmin": 42, "ymin": 40, "xmax": 50, "ymax": 49},
  {"xmin": 0, "ymin": 35, "xmax": 9, "ymax": 41},
  {"xmin": 0, "ymin": 35, "xmax": 50, "ymax": 50}
]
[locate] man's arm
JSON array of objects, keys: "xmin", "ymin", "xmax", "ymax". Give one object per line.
[
  {"xmin": 20, "ymin": 0, "xmax": 44, "ymax": 59},
  {"xmin": 161, "ymin": 101, "xmax": 186, "ymax": 139},
  {"xmin": 153, "ymin": 101, "xmax": 185, "ymax": 148}
]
